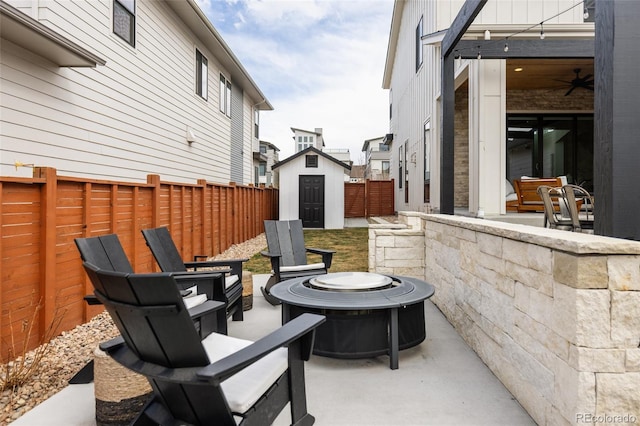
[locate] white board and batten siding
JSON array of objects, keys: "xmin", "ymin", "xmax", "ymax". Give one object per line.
[
  {"xmin": 386, "ymin": 0, "xmax": 591, "ymax": 213},
  {"xmin": 277, "ymin": 155, "xmax": 347, "ymax": 230},
  {"xmin": 1, "ymin": 0, "xmax": 261, "ymax": 185}
]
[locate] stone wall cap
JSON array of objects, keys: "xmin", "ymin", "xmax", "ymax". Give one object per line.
[{"xmin": 426, "ymin": 214, "xmax": 640, "ymax": 255}]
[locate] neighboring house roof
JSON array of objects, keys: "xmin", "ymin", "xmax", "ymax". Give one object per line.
[
  {"xmin": 165, "ymin": 0, "xmax": 273, "ymax": 111},
  {"xmin": 362, "ymin": 136, "xmax": 384, "ymax": 152},
  {"xmin": 0, "ymin": 0, "xmax": 106, "ymax": 67},
  {"xmin": 290, "ymin": 127, "xmax": 323, "ymax": 136},
  {"xmin": 260, "ymin": 140, "xmax": 280, "ymax": 151},
  {"xmin": 272, "ymin": 146, "xmax": 351, "ymax": 171}
]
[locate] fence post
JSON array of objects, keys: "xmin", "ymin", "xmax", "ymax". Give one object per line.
[
  {"xmin": 35, "ymin": 167, "xmax": 57, "ymax": 339},
  {"xmin": 147, "ymin": 175, "xmax": 161, "ymax": 228},
  {"xmin": 197, "ymin": 179, "xmax": 208, "ymax": 256},
  {"xmin": 0, "ymin": 182, "xmax": 3, "ymax": 342}
]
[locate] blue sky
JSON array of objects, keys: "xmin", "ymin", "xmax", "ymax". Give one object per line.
[{"xmin": 196, "ymin": 0, "xmax": 394, "ymax": 164}]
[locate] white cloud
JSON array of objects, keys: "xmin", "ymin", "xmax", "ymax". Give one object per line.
[{"xmin": 197, "ymin": 0, "xmax": 394, "ymax": 164}]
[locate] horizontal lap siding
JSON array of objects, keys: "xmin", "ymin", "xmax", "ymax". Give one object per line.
[
  {"xmin": 0, "ymin": 170, "xmax": 278, "ymax": 360},
  {"xmin": 1, "ymin": 0, "xmax": 244, "ymax": 184}
]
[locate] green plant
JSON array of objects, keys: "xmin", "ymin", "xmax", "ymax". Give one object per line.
[{"xmin": 244, "ymin": 227, "xmax": 369, "ymax": 274}]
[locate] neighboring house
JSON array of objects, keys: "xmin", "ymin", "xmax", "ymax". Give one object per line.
[
  {"xmin": 272, "ymin": 146, "xmax": 351, "ymax": 229},
  {"xmin": 362, "ymin": 136, "xmax": 391, "ymax": 180},
  {"xmin": 290, "ymin": 127, "xmax": 351, "ymax": 179},
  {"xmin": 0, "ymin": 0, "xmax": 272, "ymax": 185},
  {"xmin": 255, "ymin": 140, "xmax": 280, "ymax": 188},
  {"xmin": 383, "ymin": 0, "xmax": 594, "ymax": 215},
  {"xmin": 291, "ymin": 127, "xmax": 325, "ymax": 152},
  {"xmin": 349, "ymin": 165, "xmax": 366, "ymax": 183}
]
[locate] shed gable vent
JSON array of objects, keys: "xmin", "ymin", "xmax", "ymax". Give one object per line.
[{"xmin": 305, "ymin": 155, "xmax": 318, "ymax": 168}]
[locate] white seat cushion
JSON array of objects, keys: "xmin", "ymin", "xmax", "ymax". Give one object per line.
[
  {"xmin": 279, "ymin": 262, "xmax": 325, "ymax": 273},
  {"xmin": 182, "ymin": 286, "xmax": 207, "ymax": 309},
  {"xmin": 202, "ymin": 333, "xmax": 288, "ymax": 415},
  {"xmin": 183, "ymin": 294, "xmax": 207, "ymax": 310},
  {"xmin": 225, "ymin": 274, "xmax": 239, "ymax": 289}
]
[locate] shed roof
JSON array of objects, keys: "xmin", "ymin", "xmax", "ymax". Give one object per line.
[{"xmin": 272, "ymin": 147, "xmax": 351, "ymax": 171}]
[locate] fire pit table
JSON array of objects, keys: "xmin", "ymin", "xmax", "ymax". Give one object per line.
[{"xmin": 270, "ymin": 272, "xmax": 435, "ymax": 369}]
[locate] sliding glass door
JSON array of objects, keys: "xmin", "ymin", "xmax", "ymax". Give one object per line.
[{"xmin": 506, "ymin": 114, "xmax": 593, "ymax": 191}]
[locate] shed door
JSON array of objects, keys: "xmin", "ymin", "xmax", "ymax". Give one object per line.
[{"xmin": 299, "ymin": 175, "xmax": 324, "ymax": 228}]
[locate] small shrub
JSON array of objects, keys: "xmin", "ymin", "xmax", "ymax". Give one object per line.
[{"xmin": 1, "ymin": 299, "xmax": 66, "ymax": 392}]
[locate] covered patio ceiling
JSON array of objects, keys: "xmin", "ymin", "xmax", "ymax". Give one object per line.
[{"xmin": 506, "ymin": 58, "xmax": 594, "ymax": 91}]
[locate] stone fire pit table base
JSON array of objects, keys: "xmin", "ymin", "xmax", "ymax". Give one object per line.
[{"xmin": 270, "ymin": 273, "xmax": 435, "ymax": 370}]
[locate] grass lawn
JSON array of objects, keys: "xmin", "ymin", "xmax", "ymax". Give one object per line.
[{"xmin": 244, "ymin": 227, "xmax": 369, "ymax": 274}]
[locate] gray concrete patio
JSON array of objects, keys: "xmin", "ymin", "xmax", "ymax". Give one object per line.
[{"xmin": 14, "ymin": 274, "xmax": 535, "ymax": 426}]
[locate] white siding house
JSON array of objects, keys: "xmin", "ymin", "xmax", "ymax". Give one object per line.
[
  {"xmin": 0, "ymin": 0, "xmax": 272, "ymax": 184},
  {"xmin": 273, "ymin": 147, "xmax": 350, "ymax": 229},
  {"xmin": 362, "ymin": 136, "xmax": 391, "ymax": 180},
  {"xmin": 383, "ymin": 0, "xmax": 594, "ymax": 216}
]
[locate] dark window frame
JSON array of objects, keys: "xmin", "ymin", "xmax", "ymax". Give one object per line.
[
  {"xmin": 219, "ymin": 74, "xmax": 232, "ymax": 118},
  {"xmin": 113, "ymin": 0, "xmax": 135, "ymax": 47},
  {"xmin": 305, "ymin": 155, "xmax": 318, "ymax": 168},
  {"xmin": 416, "ymin": 16, "xmax": 423, "ymax": 72},
  {"xmin": 196, "ymin": 49, "xmax": 208, "ymax": 100}
]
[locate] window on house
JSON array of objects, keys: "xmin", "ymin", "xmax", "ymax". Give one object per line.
[
  {"xmin": 260, "ymin": 144, "xmax": 267, "ymax": 154},
  {"xmin": 306, "ymin": 155, "xmax": 318, "ymax": 168},
  {"xmin": 398, "ymin": 145, "xmax": 403, "ymax": 189},
  {"xmin": 404, "ymin": 141, "xmax": 409, "ymax": 203},
  {"xmin": 113, "ymin": 0, "xmax": 135, "ymax": 46},
  {"xmin": 424, "ymin": 120, "xmax": 431, "ymax": 203},
  {"xmin": 389, "ymin": 89, "xmax": 393, "ymax": 120},
  {"xmin": 196, "ymin": 50, "xmax": 208, "ymax": 99},
  {"xmin": 254, "ymin": 109, "xmax": 259, "ymax": 138},
  {"xmin": 219, "ymin": 74, "xmax": 231, "ymax": 117},
  {"xmin": 297, "ymin": 136, "xmax": 314, "ymax": 152},
  {"xmin": 382, "ymin": 161, "xmax": 390, "ymax": 178},
  {"xmin": 259, "ymin": 162, "xmax": 266, "ymax": 176},
  {"xmin": 416, "ymin": 16, "xmax": 423, "ymax": 72}
]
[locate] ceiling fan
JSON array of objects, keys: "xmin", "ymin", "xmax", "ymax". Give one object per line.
[{"xmin": 556, "ymin": 68, "xmax": 594, "ymax": 96}]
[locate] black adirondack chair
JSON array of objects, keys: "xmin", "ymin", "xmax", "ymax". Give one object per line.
[
  {"xmin": 260, "ymin": 220, "xmax": 335, "ymax": 305},
  {"xmin": 82, "ymin": 262, "xmax": 325, "ymax": 426},
  {"xmin": 141, "ymin": 227, "xmax": 246, "ymax": 322},
  {"xmin": 75, "ymin": 234, "xmax": 227, "ymax": 337}
]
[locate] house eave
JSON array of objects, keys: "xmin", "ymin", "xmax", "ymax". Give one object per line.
[
  {"xmin": 165, "ymin": 0, "xmax": 273, "ymax": 111},
  {"xmin": 0, "ymin": 0, "xmax": 106, "ymax": 67},
  {"xmin": 382, "ymin": 0, "xmax": 404, "ymax": 89}
]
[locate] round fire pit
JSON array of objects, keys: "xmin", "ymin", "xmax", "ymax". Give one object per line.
[{"xmin": 270, "ymin": 273, "xmax": 435, "ymax": 369}]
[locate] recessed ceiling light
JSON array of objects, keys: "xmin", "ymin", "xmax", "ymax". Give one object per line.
[{"xmin": 514, "ymin": 67, "xmax": 524, "ymax": 72}]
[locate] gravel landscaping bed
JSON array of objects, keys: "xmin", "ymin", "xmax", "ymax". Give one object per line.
[{"xmin": 2, "ymin": 234, "xmax": 266, "ymax": 424}]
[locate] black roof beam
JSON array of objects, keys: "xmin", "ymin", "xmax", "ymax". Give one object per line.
[{"xmin": 454, "ymin": 39, "xmax": 594, "ymax": 59}]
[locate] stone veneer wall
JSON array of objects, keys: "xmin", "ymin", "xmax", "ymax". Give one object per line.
[{"xmin": 369, "ymin": 213, "xmax": 640, "ymax": 425}]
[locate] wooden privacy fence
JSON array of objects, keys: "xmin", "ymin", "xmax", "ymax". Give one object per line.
[
  {"xmin": 0, "ymin": 167, "xmax": 278, "ymax": 360},
  {"xmin": 344, "ymin": 180, "xmax": 395, "ymax": 218}
]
